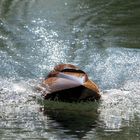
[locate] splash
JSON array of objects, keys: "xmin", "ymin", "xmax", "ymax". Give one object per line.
[{"xmin": 99, "ymin": 80, "xmax": 140, "ymax": 130}]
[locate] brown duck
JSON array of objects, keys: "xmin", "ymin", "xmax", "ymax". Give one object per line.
[{"xmin": 37, "ymin": 64, "xmax": 101, "ymax": 102}]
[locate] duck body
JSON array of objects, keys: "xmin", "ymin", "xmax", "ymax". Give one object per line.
[{"xmin": 38, "ymin": 64, "xmax": 100, "ymax": 102}]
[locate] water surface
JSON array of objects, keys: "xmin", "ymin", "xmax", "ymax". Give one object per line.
[{"xmin": 0, "ymin": 0, "xmax": 140, "ymax": 139}]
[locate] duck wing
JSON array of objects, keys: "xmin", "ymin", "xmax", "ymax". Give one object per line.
[{"xmin": 42, "ymin": 76, "xmax": 83, "ymax": 94}]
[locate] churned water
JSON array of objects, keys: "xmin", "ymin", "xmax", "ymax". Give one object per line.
[{"xmin": 0, "ymin": 0, "xmax": 140, "ymax": 139}]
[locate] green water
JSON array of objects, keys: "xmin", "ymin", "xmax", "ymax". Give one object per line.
[{"xmin": 0, "ymin": 0, "xmax": 140, "ymax": 139}]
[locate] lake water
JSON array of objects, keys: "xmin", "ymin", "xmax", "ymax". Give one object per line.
[{"xmin": 0, "ymin": 0, "xmax": 140, "ymax": 139}]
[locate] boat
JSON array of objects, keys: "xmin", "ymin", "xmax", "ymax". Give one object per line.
[{"xmin": 37, "ymin": 64, "xmax": 100, "ymax": 102}]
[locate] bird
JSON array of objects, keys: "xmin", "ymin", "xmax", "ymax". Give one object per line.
[{"xmin": 37, "ymin": 64, "xmax": 101, "ymax": 102}]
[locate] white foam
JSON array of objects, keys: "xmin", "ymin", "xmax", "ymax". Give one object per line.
[{"xmin": 99, "ymin": 81, "xmax": 140, "ymax": 130}]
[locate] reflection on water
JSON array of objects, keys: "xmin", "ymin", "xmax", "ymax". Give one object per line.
[
  {"xmin": 0, "ymin": 0, "xmax": 140, "ymax": 139},
  {"xmin": 41, "ymin": 108, "xmax": 98, "ymax": 139}
]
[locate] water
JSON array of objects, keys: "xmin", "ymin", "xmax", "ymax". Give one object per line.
[{"xmin": 0, "ymin": 0, "xmax": 140, "ymax": 139}]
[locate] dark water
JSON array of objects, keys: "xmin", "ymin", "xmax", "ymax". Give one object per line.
[{"xmin": 0, "ymin": 0, "xmax": 140, "ymax": 139}]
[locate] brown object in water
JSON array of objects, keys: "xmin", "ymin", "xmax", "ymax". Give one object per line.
[{"xmin": 38, "ymin": 64, "xmax": 100, "ymax": 102}]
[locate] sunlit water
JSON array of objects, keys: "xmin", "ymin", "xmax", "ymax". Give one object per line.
[{"xmin": 0, "ymin": 0, "xmax": 140, "ymax": 139}]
